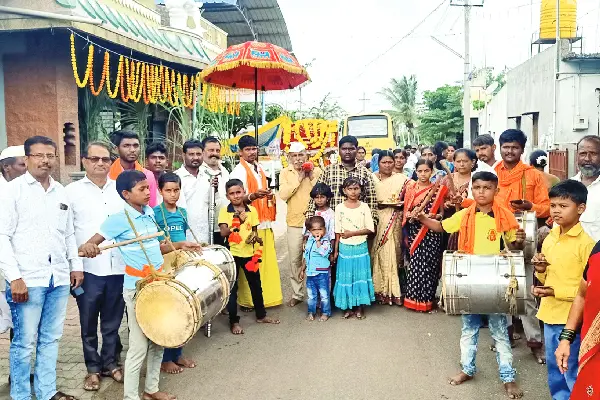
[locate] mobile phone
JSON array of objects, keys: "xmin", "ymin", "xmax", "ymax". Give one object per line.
[
  {"xmin": 510, "ymin": 199, "xmax": 524, "ymax": 205},
  {"xmin": 71, "ymin": 286, "xmax": 84, "ymax": 297}
]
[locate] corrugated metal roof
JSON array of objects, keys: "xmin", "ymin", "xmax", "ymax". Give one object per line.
[{"xmin": 200, "ymin": 0, "xmax": 293, "ymax": 52}]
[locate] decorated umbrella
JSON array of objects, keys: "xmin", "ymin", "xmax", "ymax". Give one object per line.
[{"xmin": 199, "ymin": 41, "xmax": 311, "ymax": 142}]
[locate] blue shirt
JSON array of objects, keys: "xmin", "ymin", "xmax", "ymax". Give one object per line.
[
  {"xmin": 153, "ymin": 204, "xmax": 188, "ymax": 243},
  {"xmin": 100, "ymin": 203, "xmax": 163, "ymax": 290},
  {"xmin": 304, "ymin": 236, "xmax": 331, "ymax": 276}
]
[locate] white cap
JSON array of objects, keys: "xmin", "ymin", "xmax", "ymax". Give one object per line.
[
  {"xmin": 0, "ymin": 145, "xmax": 25, "ymax": 161},
  {"xmin": 288, "ymin": 142, "xmax": 306, "ymax": 153}
]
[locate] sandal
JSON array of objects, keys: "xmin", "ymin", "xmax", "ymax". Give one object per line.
[
  {"xmin": 83, "ymin": 373, "xmax": 101, "ymax": 391},
  {"xmin": 101, "ymin": 367, "xmax": 124, "ymax": 383},
  {"xmin": 50, "ymin": 391, "xmax": 79, "ymax": 400},
  {"xmin": 342, "ymin": 311, "xmax": 354, "ymax": 319}
]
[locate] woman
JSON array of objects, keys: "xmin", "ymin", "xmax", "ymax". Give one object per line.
[
  {"xmin": 356, "ymin": 146, "xmax": 368, "ymax": 168},
  {"xmin": 372, "ymin": 151, "xmax": 408, "ymax": 305},
  {"xmin": 402, "ymin": 159, "xmax": 448, "ymax": 312},
  {"xmin": 445, "ymin": 149, "xmax": 477, "ymax": 250},
  {"xmin": 413, "ymin": 144, "xmax": 450, "ymax": 183},
  {"xmin": 446, "ymin": 144, "xmax": 456, "ymax": 173},
  {"xmin": 530, "ymin": 150, "xmax": 560, "ymax": 189},
  {"xmin": 393, "ymin": 149, "xmax": 408, "ymax": 175},
  {"xmin": 555, "ymin": 243, "xmax": 600, "ymax": 399}
]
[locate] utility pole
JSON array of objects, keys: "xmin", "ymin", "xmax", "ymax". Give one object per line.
[
  {"xmin": 359, "ymin": 92, "xmax": 370, "ymax": 113},
  {"xmin": 463, "ymin": 4, "xmax": 471, "ymax": 149},
  {"xmin": 552, "ymin": 0, "xmax": 560, "ymax": 145}
]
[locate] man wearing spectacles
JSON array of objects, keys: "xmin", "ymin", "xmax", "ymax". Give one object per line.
[
  {"xmin": 66, "ymin": 142, "xmax": 126, "ymax": 392},
  {"xmin": 0, "ymin": 135, "xmax": 83, "ymax": 400}
]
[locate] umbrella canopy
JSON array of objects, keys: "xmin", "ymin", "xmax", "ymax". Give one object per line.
[{"xmin": 199, "ymin": 41, "xmax": 310, "ymax": 91}]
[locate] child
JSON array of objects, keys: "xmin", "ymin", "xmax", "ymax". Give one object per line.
[
  {"xmin": 333, "ymin": 177, "xmax": 375, "ymax": 320},
  {"xmin": 531, "ymin": 180, "xmax": 595, "ymax": 400},
  {"xmin": 218, "ymin": 179, "xmax": 280, "ymax": 334},
  {"xmin": 303, "ymin": 183, "xmax": 335, "ymax": 242},
  {"xmin": 153, "ymin": 172, "xmax": 198, "ymax": 375},
  {"xmin": 417, "ymin": 171, "xmax": 526, "ymax": 399},
  {"xmin": 301, "ymin": 216, "xmax": 332, "ymax": 322},
  {"xmin": 78, "ymin": 170, "xmax": 198, "ymax": 400}
]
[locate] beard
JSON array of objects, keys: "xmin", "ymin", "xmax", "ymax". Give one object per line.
[{"xmin": 580, "ymin": 164, "xmax": 600, "ymax": 178}]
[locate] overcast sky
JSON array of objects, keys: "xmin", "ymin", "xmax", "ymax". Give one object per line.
[{"xmin": 264, "ymin": 0, "xmax": 600, "ymax": 115}]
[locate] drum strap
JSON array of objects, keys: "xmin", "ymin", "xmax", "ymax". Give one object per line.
[{"xmin": 502, "ymin": 232, "xmax": 519, "ymax": 315}]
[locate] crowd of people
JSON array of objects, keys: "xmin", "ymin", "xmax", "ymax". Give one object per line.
[{"xmin": 0, "ymin": 128, "xmax": 599, "ymax": 400}]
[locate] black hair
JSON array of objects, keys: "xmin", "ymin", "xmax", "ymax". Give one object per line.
[
  {"xmin": 549, "ymin": 179, "xmax": 587, "ymax": 205},
  {"xmin": 305, "ymin": 215, "xmax": 326, "ymax": 231},
  {"xmin": 433, "ymin": 141, "xmax": 449, "ymax": 170},
  {"xmin": 225, "ymin": 178, "xmax": 245, "ymax": 192},
  {"xmin": 24, "ymin": 136, "xmax": 56, "ymax": 155},
  {"xmin": 529, "ymin": 149, "xmax": 548, "ymax": 169},
  {"xmin": 404, "ymin": 144, "xmax": 412, "ymax": 150},
  {"xmin": 447, "ymin": 143, "xmax": 457, "ymax": 150},
  {"xmin": 310, "ymin": 182, "xmax": 333, "ymax": 199},
  {"xmin": 201, "ymin": 136, "xmax": 221, "ymax": 149},
  {"xmin": 115, "ymin": 170, "xmax": 147, "ymax": 201},
  {"xmin": 145, "ymin": 141, "xmax": 167, "ymax": 158},
  {"xmin": 110, "ymin": 130, "xmax": 139, "ymax": 147},
  {"xmin": 340, "ymin": 176, "xmax": 362, "ymax": 196},
  {"xmin": 421, "ymin": 145, "xmax": 433, "ymax": 155},
  {"xmin": 378, "ymin": 150, "xmax": 394, "ymax": 164},
  {"xmin": 499, "ymin": 129, "xmax": 527, "ymax": 149},
  {"xmin": 339, "ymin": 135, "xmax": 358, "ymax": 148},
  {"xmin": 415, "ymin": 159, "xmax": 434, "ymax": 170},
  {"xmin": 371, "ymin": 148, "xmax": 381, "ymax": 156},
  {"xmin": 577, "ymin": 135, "xmax": 600, "ymax": 150},
  {"xmin": 472, "ymin": 134, "xmax": 495, "ymax": 147},
  {"xmin": 471, "ymin": 171, "xmax": 499, "ymax": 186},
  {"xmin": 82, "ymin": 141, "xmax": 112, "ymax": 158},
  {"xmin": 158, "ymin": 171, "xmax": 181, "ymax": 190},
  {"xmin": 393, "ymin": 148, "xmax": 409, "ymax": 159},
  {"xmin": 454, "ymin": 148, "xmax": 478, "ymax": 172},
  {"xmin": 0, "ymin": 157, "xmax": 18, "ymax": 167},
  {"xmin": 183, "ymin": 139, "xmax": 203, "ymax": 153},
  {"xmin": 238, "ymin": 135, "xmax": 258, "ymax": 150},
  {"xmin": 357, "ymin": 146, "xmax": 366, "ymax": 153}
]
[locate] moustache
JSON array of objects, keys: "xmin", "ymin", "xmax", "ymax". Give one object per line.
[
  {"xmin": 580, "ymin": 164, "xmax": 600, "ymax": 176},
  {"xmin": 210, "ymin": 155, "xmax": 220, "ymax": 159}
]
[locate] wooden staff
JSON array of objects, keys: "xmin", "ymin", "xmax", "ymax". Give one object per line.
[{"xmin": 78, "ymin": 231, "xmax": 164, "ymax": 256}]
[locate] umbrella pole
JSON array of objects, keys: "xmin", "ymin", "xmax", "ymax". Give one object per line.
[{"xmin": 254, "ymin": 68, "xmax": 259, "ymax": 143}]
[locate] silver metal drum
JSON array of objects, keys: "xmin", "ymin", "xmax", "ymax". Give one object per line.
[
  {"xmin": 135, "ymin": 245, "xmax": 236, "ymax": 348},
  {"xmin": 441, "ymin": 251, "xmax": 527, "ymax": 315},
  {"xmin": 514, "ymin": 211, "xmax": 538, "ymax": 262}
]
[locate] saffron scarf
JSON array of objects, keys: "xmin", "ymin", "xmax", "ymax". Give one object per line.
[
  {"xmin": 108, "ymin": 158, "xmax": 157, "ymax": 207},
  {"xmin": 457, "ymin": 201, "xmax": 520, "ymax": 253},
  {"xmin": 239, "ymin": 158, "xmax": 276, "ymax": 223},
  {"xmin": 403, "ymin": 182, "xmax": 448, "ymax": 255}
]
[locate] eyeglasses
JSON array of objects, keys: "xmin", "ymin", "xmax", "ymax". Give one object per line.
[
  {"xmin": 29, "ymin": 153, "xmax": 57, "ymax": 160},
  {"xmin": 86, "ymin": 156, "xmax": 112, "ymax": 164}
]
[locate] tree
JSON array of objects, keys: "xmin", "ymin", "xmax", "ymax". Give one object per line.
[
  {"xmin": 302, "ymin": 94, "xmax": 346, "ymax": 120},
  {"xmin": 379, "ymin": 75, "xmax": 418, "ymax": 145},
  {"xmin": 417, "ymin": 85, "xmax": 463, "ymax": 144}
]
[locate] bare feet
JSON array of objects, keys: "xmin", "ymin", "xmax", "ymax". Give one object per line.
[
  {"xmin": 175, "ymin": 357, "xmax": 196, "ymax": 369},
  {"xmin": 160, "ymin": 361, "xmax": 183, "ymax": 374},
  {"xmin": 448, "ymin": 372, "xmax": 473, "ymax": 386},
  {"xmin": 355, "ymin": 307, "xmax": 366, "ymax": 320},
  {"xmin": 142, "ymin": 391, "xmax": 177, "ymax": 400},
  {"xmin": 288, "ymin": 298, "xmax": 303, "ymax": 307},
  {"xmin": 342, "ymin": 310, "xmax": 354, "ymax": 319},
  {"xmin": 256, "ymin": 316, "xmax": 280, "ymax": 324},
  {"xmin": 504, "ymin": 382, "xmax": 524, "ymax": 399},
  {"xmin": 306, "ymin": 313, "xmax": 315, "ymax": 321},
  {"xmin": 319, "ymin": 314, "xmax": 330, "ymax": 322},
  {"xmin": 230, "ymin": 323, "xmax": 244, "ymax": 335},
  {"xmin": 531, "ymin": 347, "xmax": 546, "ymax": 364}
]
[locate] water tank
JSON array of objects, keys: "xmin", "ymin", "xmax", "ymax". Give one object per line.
[{"xmin": 540, "ymin": 0, "xmax": 577, "ymax": 40}]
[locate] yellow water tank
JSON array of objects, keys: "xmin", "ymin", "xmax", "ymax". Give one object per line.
[{"xmin": 540, "ymin": 0, "xmax": 577, "ymax": 40}]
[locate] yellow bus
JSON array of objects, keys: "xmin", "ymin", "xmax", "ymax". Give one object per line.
[{"xmin": 343, "ymin": 113, "xmax": 395, "ymax": 155}]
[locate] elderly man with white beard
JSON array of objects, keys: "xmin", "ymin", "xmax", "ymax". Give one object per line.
[{"xmin": 571, "ymin": 135, "xmax": 600, "ymax": 242}]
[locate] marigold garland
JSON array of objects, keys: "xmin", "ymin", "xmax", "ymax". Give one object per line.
[{"xmin": 280, "ymin": 119, "xmax": 339, "ymax": 167}]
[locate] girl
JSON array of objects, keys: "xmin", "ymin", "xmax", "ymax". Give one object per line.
[
  {"xmin": 333, "ymin": 177, "xmax": 375, "ymax": 319},
  {"xmin": 303, "ymin": 183, "xmax": 335, "ymax": 241},
  {"xmin": 402, "ymin": 159, "xmax": 448, "ymax": 312},
  {"xmin": 445, "ymin": 149, "xmax": 477, "ymax": 250},
  {"xmin": 393, "ymin": 149, "xmax": 409, "ymax": 175},
  {"xmin": 529, "ymin": 149, "xmax": 560, "ymax": 189}
]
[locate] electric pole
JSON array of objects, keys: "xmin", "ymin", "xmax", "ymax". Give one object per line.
[
  {"xmin": 463, "ymin": 3, "xmax": 471, "ymax": 149},
  {"xmin": 359, "ymin": 92, "xmax": 370, "ymax": 113}
]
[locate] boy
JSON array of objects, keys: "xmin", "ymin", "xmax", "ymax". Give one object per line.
[
  {"xmin": 300, "ymin": 216, "xmax": 332, "ymax": 322},
  {"xmin": 219, "ymin": 179, "xmax": 280, "ymax": 334},
  {"xmin": 79, "ymin": 170, "xmax": 197, "ymax": 400},
  {"xmin": 417, "ymin": 171, "xmax": 526, "ymax": 399},
  {"xmin": 153, "ymin": 172, "xmax": 198, "ymax": 375},
  {"xmin": 531, "ymin": 180, "xmax": 595, "ymax": 400}
]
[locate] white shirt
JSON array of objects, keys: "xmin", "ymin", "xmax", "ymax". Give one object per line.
[
  {"xmin": 474, "ymin": 159, "xmax": 500, "ymax": 174},
  {"xmin": 175, "ymin": 166, "xmax": 216, "ymax": 243},
  {"xmin": 0, "ymin": 172, "xmax": 83, "ymax": 287},
  {"xmin": 0, "ymin": 175, "xmax": 6, "ymax": 187},
  {"xmin": 230, "ymin": 161, "xmax": 272, "ymax": 229},
  {"xmin": 65, "ymin": 177, "xmax": 126, "ymax": 276},
  {"xmin": 199, "ymin": 163, "xmax": 230, "ymax": 232},
  {"xmin": 571, "ymin": 172, "xmax": 600, "ymax": 242}
]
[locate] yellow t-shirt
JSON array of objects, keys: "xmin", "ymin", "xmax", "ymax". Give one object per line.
[
  {"xmin": 536, "ymin": 223, "xmax": 595, "ymax": 324},
  {"xmin": 218, "ymin": 205, "xmax": 259, "ymax": 258},
  {"xmin": 442, "ymin": 208, "xmax": 517, "ymax": 255}
]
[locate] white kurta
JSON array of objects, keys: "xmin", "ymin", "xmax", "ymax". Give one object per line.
[
  {"xmin": 571, "ymin": 172, "xmax": 600, "ymax": 242},
  {"xmin": 230, "ymin": 161, "xmax": 272, "ymax": 229},
  {"xmin": 200, "ymin": 163, "xmax": 230, "ymax": 233}
]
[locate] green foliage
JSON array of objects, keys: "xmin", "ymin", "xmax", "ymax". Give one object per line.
[
  {"xmin": 472, "ymin": 99, "xmax": 486, "ymax": 111},
  {"xmin": 417, "ymin": 85, "xmax": 463, "ymax": 143},
  {"xmin": 485, "ymin": 69, "xmax": 507, "ymax": 96},
  {"xmin": 302, "ymin": 94, "xmax": 346, "ymax": 120},
  {"xmin": 379, "ymin": 75, "xmax": 418, "ymax": 145}
]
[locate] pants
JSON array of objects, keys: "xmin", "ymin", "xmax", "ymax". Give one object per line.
[
  {"xmin": 544, "ymin": 324, "xmax": 580, "ymax": 400},
  {"xmin": 522, "ymin": 263, "xmax": 543, "ymax": 347},
  {"xmin": 306, "ymin": 273, "xmax": 331, "ymax": 316},
  {"xmin": 228, "ymin": 256, "xmax": 267, "ymax": 326},
  {"xmin": 123, "ymin": 289, "xmax": 163, "ymax": 400},
  {"xmin": 6, "ymin": 276, "xmax": 69, "ymax": 400},
  {"xmin": 0, "ymin": 287, "xmax": 12, "ymax": 333},
  {"xmin": 213, "ymin": 231, "xmax": 227, "ymax": 247},
  {"xmin": 76, "ymin": 272, "xmax": 125, "ymax": 374},
  {"xmin": 162, "ymin": 347, "xmax": 183, "ymax": 363},
  {"xmin": 460, "ymin": 314, "xmax": 516, "ymax": 383},
  {"xmin": 287, "ymin": 226, "xmax": 305, "ymax": 301}
]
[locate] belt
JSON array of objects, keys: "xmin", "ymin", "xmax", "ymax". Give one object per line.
[{"xmin": 125, "ymin": 264, "xmax": 163, "ymax": 278}]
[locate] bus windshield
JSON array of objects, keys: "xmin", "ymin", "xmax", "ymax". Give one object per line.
[{"xmin": 346, "ymin": 115, "xmax": 389, "ymax": 138}]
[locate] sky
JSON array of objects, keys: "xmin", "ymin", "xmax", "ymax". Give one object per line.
[{"xmin": 262, "ymin": 0, "xmax": 600, "ymax": 116}]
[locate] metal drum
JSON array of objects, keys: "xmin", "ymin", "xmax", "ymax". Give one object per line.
[
  {"xmin": 441, "ymin": 251, "xmax": 527, "ymax": 315},
  {"xmin": 514, "ymin": 211, "xmax": 538, "ymax": 262},
  {"xmin": 135, "ymin": 245, "xmax": 236, "ymax": 348}
]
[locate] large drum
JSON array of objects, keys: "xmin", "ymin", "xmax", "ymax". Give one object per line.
[
  {"xmin": 441, "ymin": 251, "xmax": 527, "ymax": 315},
  {"xmin": 135, "ymin": 245, "xmax": 236, "ymax": 348},
  {"xmin": 514, "ymin": 211, "xmax": 538, "ymax": 262}
]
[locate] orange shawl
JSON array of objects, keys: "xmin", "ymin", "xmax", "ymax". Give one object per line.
[
  {"xmin": 240, "ymin": 159, "xmax": 276, "ymax": 223},
  {"xmin": 458, "ymin": 200, "xmax": 520, "ymax": 253},
  {"xmin": 108, "ymin": 158, "xmax": 145, "ymax": 180}
]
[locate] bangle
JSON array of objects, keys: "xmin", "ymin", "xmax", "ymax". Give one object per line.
[
  {"xmin": 559, "ymin": 328, "xmax": 576, "ymax": 343},
  {"xmin": 248, "ymin": 193, "xmax": 254, "ymax": 201}
]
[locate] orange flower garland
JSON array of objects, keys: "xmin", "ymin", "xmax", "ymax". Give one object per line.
[
  {"xmin": 70, "ymin": 33, "xmax": 93, "ymax": 88},
  {"xmin": 89, "ymin": 51, "xmax": 108, "ymax": 96}
]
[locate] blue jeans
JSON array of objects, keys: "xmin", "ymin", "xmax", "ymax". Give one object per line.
[
  {"xmin": 163, "ymin": 347, "xmax": 183, "ymax": 363},
  {"xmin": 6, "ymin": 276, "xmax": 70, "ymax": 400},
  {"xmin": 460, "ymin": 314, "xmax": 516, "ymax": 383},
  {"xmin": 544, "ymin": 323, "xmax": 580, "ymax": 400},
  {"xmin": 307, "ymin": 273, "xmax": 331, "ymax": 316}
]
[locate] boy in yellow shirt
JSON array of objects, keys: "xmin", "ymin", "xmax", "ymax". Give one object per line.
[
  {"xmin": 531, "ymin": 180, "xmax": 595, "ymax": 400},
  {"xmin": 418, "ymin": 171, "xmax": 525, "ymax": 399},
  {"xmin": 218, "ymin": 179, "xmax": 280, "ymax": 335}
]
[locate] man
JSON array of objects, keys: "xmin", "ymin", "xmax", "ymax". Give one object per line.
[
  {"xmin": 199, "ymin": 136, "xmax": 230, "ymax": 246},
  {"xmin": 108, "ymin": 130, "xmax": 158, "ymax": 207},
  {"xmin": 0, "ymin": 135, "xmax": 83, "ymax": 400},
  {"xmin": 176, "ymin": 139, "xmax": 218, "ymax": 244},
  {"xmin": 571, "ymin": 135, "xmax": 600, "ymax": 242},
  {"xmin": 66, "ymin": 142, "xmax": 125, "ymax": 392},
  {"xmin": 0, "ymin": 145, "xmax": 27, "ymax": 187},
  {"xmin": 145, "ymin": 141, "xmax": 168, "ymax": 182},
  {"xmin": 494, "ymin": 129, "xmax": 548, "ymax": 364},
  {"xmin": 279, "ymin": 142, "xmax": 321, "ymax": 307},
  {"xmin": 230, "ymin": 135, "xmax": 283, "ymax": 309},
  {"xmin": 404, "ymin": 144, "xmax": 419, "ymax": 177},
  {"xmin": 473, "ymin": 134, "xmax": 499, "ymax": 174}
]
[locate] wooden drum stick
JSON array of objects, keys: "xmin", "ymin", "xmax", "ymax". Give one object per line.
[{"xmin": 78, "ymin": 231, "xmax": 164, "ymax": 256}]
